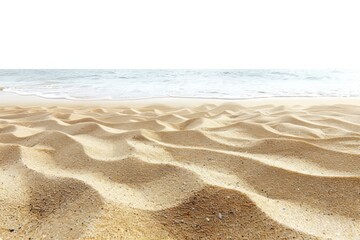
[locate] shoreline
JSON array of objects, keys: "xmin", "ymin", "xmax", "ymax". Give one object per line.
[{"xmin": 2, "ymin": 91, "xmax": 360, "ymax": 108}]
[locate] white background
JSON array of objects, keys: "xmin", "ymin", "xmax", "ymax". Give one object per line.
[{"xmin": 0, "ymin": 0, "xmax": 359, "ymax": 68}]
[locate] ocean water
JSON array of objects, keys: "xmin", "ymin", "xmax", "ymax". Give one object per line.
[{"xmin": 0, "ymin": 69, "xmax": 360, "ymax": 100}]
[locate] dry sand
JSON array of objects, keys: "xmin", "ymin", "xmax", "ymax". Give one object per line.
[{"xmin": 1, "ymin": 94, "xmax": 360, "ymax": 239}]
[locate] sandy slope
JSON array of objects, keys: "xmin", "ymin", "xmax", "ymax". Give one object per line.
[{"xmin": 1, "ymin": 101, "xmax": 360, "ymax": 239}]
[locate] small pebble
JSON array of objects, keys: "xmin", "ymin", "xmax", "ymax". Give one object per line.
[{"xmin": 218, "ymin": 213, "xmax": 223, "ymax": 219}]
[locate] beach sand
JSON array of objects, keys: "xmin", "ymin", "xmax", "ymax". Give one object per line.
[{"xmin": 1, "ymin": 93, "xmax": 360, "ymax": 239}]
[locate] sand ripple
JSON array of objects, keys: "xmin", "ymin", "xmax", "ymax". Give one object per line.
[{"xmin": 1, "ymin": 103, "xmax": 360, "ymax": 239}]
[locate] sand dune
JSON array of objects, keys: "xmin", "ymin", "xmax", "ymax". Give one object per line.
[{"xmin": 1, "ymin": 102, "xmax": 360, "ymax": 239}]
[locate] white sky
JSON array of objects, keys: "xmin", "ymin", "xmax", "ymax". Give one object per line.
[{"xmin": 0, "ymin": 0, "xmax": 359, "ymax": 68}]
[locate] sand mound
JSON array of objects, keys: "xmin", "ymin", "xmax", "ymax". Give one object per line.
[{"xmin": 1, "ymin": 103, "xmax": 360, "ymax": 239}]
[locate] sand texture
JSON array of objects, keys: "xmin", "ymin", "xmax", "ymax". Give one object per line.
[{"xmin": 1, "ymin": 102, "xmax": 360, "ymax": 239}]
